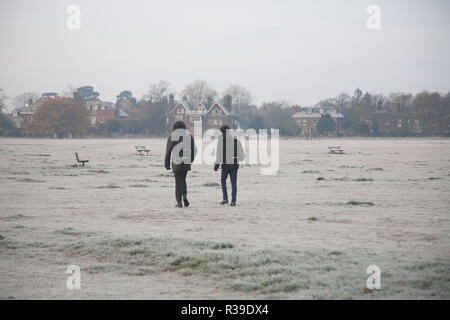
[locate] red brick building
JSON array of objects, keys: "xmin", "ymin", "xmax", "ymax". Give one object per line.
[
  {"xmin": 292, "ymin": 107, "xmax": 343, "ymax": 136},
  {"xmin": 85, "ymin": 100, "xmax": 129, "ymax": 125}
]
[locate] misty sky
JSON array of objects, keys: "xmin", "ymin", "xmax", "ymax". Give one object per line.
[{"xmin": 1, "ymin": 0, "xmax": 449, "ymax": 107}]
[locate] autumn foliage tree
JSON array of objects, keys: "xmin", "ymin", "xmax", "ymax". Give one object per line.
[{"xmin": 27, "ymin": 97, "xmax": 89, "ymax": 137}]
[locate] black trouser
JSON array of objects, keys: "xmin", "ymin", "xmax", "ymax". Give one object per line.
[{"xmin": 174, "ymin": 170, "xmax": 188, "ymax": 203}]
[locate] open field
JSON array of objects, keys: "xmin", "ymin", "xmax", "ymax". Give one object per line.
[{"xmin": 0, "ymin": 138, "xmax": 449, "ymax": 299}]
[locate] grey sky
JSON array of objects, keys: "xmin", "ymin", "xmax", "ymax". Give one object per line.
[{"xmin": 1, "ymin": 0, "xmax": 449, "ymax": 106}]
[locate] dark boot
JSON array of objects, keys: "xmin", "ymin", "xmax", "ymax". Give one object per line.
[
  {"xmin": 183, "ymin": 197, "xmax": 189, "ymax": 207},
  {"xmin": 230, "ymin": 201, "xmax": 236, "ymax": 206},
  {"xmin": 175, "ymin": 202, "xmax": 182, "ymax": 208},
  {"xmin": 220, "ymin": 200, "xmax": 228, "ymax": 205}
]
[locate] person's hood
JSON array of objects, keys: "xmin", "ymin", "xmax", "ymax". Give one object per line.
[{"xmin": 172, "ymin": 121, "xmax": 186, "ymax": 130}]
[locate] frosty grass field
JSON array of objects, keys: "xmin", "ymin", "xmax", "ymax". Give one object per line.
[{"xmin": 0, "ymin": 138, "xmax": 449, "ymax": 299}]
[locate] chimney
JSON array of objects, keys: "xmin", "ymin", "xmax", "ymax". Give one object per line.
[
  {"xmin": 115, "ymin": 101, "xmax": 120, "ymax": 118},
  {"xmin": 392, "ymin": 100, "xmax": 399, "ymax": 114},
  {"xmin": 207, "ymin": 96, "xmax": 213, "ymax": 107},
  {"xmin": 224, "ymin": 95, "xmax": 232, "ymax": 112},
  {"xmin": 169, "ymin": 94, "xmax": 175, "ymax": 108},
  {"xmin": 27, "ymin": 98, "xmax": 33, "ymax": 107}
]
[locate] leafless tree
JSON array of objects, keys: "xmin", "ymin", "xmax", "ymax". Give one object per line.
[
  {"xmin": 12, "ymin": 92, "xmax": 39, "ymax": 110},
  {"xmin": 182, "ymin": 79, "xmax": 217, "ymax": 105},
  {"xmin": 144, "ymin": 80, "xmax": 173, "ymax": 103},
  {"xmin": 223, "ymin": 84, "xmax": 253, "ymax": 110},
  {"xmin": 63, "ymin": 84, "xmax": 77, "ymax": 98},
  {"xmin": 0, "ymin": 89, "xmax": 7, "ymax": 112},
  {"xmin": 335, "ymin": 92, "xmax": 351, "ymax": 111}
]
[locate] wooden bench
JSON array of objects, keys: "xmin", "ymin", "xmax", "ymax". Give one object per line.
[
  {"xmin": 135, "ymin": 145, "xmax": 150, "ymax": 156},
  {"xmin": 328, "ymin": 146, "xmax": 345, "ymax": 154},
  {"xmin": 75, "ymin": 152, "xmax": 89, "ymax": 166}
]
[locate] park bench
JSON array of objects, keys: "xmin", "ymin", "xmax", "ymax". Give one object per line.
[
  {"xmin": 75, "ymin": 152, "xmax": 89, "ymax": 166},
  {"xmin": 328, "ymin": 146, "xmax": 345, "ymax": 154},
  {"xmin": 135, "ymin": 145, "xmax": 150, "ymax": 156}
]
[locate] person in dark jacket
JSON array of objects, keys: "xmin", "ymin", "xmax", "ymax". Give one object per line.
[
  {"xmin": 214, "ymin": 125, "xmax": 245, "ymax": 206},
  {"xmin": 165, "ymin": 121, "xmax": 197, "ymax": 207}
]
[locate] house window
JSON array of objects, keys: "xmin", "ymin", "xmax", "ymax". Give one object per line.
[
  {"xmin": 208, "ymin": 119, "xmax": 222, "ymax": 125},
  {"xmin": 212, "ymin": 108, "xmax": 222, "ymax": 115},
  {"xmin": 177, "ymin": 108, "xmax": 185, "ymax": 114},
  {"xmin": 302, "ymin": 120, "xmax": 307, "ymax": 126},
  {"xmin": 397, "ymin": 119, "xmax": 402, "ymax": 128},
  {"xmin": 190, "ymin": 115, "xmax": 201, "ymax": 122}
]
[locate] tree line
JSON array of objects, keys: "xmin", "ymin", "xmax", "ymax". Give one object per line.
[{"xmin": 0, "ymin": 82, "xmax": 449, "ymax": 137}]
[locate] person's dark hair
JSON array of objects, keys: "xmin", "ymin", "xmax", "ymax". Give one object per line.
[
  {"xmin": 220, "ymin": 125, "xmax": 230, "ymax": 134},
  {"xmin": 172, "ymin": 121, "xmax": 186, "ymax": 131}
]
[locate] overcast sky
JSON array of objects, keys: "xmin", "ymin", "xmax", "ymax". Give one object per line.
[{"xmin": 1, "ymin": 0, "xmax": 449, "ymax": 107}]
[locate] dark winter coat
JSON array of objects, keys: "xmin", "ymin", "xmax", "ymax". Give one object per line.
[{"xmin": 165, "ymin": 130, "xmax": 197, "ymax": 172}]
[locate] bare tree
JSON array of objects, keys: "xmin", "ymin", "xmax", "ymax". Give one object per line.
[
  {"xmin": 182, "ymin": 79, "xmax": 217, "ymax": 105},
  {"xmin": 144, "ymin": 80, "xmax": 173, "ymax": 103},
  {"xmin": 63, "ymin": 84, "xmax": 77, "ymax": 98},
  {"xmin": 335, "ymin": 92, "xmax": 351, "ymax": 112},
  {"xmin": 363, "ymin": 92, "xmax": 385, "ymax": 113},
  {"xmin": 223, "ymin": 84, "xmax": 253, "ymax": 116},
  {"xmin": 12, "ymin": 92, "xmax": 39, "ymax": 110},
  {"xmin": 0, "ymin": 89, "xmax": 7, "ymax": 112}
]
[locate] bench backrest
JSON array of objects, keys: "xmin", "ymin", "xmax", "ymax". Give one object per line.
[
  {"xmin": 75, "ymin": 152, "xmax": 80, "ymax": 162},
  {"xmin": 135, "ymin": 145, "xmax": 148, "ymax": 151}
]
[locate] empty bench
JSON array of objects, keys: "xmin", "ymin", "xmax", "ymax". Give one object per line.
[
  {"xmin": 135, "ymin": 145, "xmax": 150, "ymax": 156},
  {"xmin": 328, "ymin": 146, "xmax": 345, "ymax": 154},
  {"xmin": 75, "ymin": 152, "xmax": 89, "ymax": 166}
]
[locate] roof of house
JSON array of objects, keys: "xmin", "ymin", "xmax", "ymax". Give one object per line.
[
  {"xmin": 292, "ymin": 112, "xmax": 322, "ymax": 119},
  {"xmin": 170, "ymin": 99, "xmax": 234, "ymax": 116},
  {"xmin": 180, "ymin": 100, "xmax": 195, "ymax": 111},
  {"xmin": 207, "ymin": 102, "xmax": 230, "ymax": 115},
  {"xmin": 104, "ymin": 102, "xmax": 129, "ymax": 118},
  {"xmin": 292, "ymin": 111, "xmax": 343, "ymax": 119}
]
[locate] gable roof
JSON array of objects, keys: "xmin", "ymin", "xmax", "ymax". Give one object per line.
[
  {"xmin": 169, "ymin": 100, "xmax": 194, "ymax": 114},
  {"xmin": 206, "ymin": 101, "xmax": 231, "ymax": 115}
]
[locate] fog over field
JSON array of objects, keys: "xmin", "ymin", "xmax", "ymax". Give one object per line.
[
  {"xmin": 1, "ymin": 0, "xmax": 450, "ymax": 104},
  {"xmin": 0, "ymin": 138, "xmax": 449, "ymax": 299}
]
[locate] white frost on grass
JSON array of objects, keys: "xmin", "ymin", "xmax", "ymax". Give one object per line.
[{"xmin": 0, "ymin": 138, "xmax": 449, "ymax": 299}]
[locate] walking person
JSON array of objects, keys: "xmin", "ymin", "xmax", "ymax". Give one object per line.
[
  {"xmin": 165, "ymin": 121, "xmax": 197, "ymax": 208},
  {"xmin": 214, "ymin": 125, "xmax": 245, "ymax": 206}
]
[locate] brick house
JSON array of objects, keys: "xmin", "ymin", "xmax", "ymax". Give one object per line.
[
  {"xmin": 292, "ymin": 107, "xmax": 343, "ymax": 136},
  {"xmin": 85, "ymin": 100, "xmax": 129, "ymax": 126},
  {"xmin": 11, "ymin": 97, "xmax": 48, "ymax": 129},
  {"xmin": 167, "ymin": 95, "xmax": 236, "ymax": 134}
]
